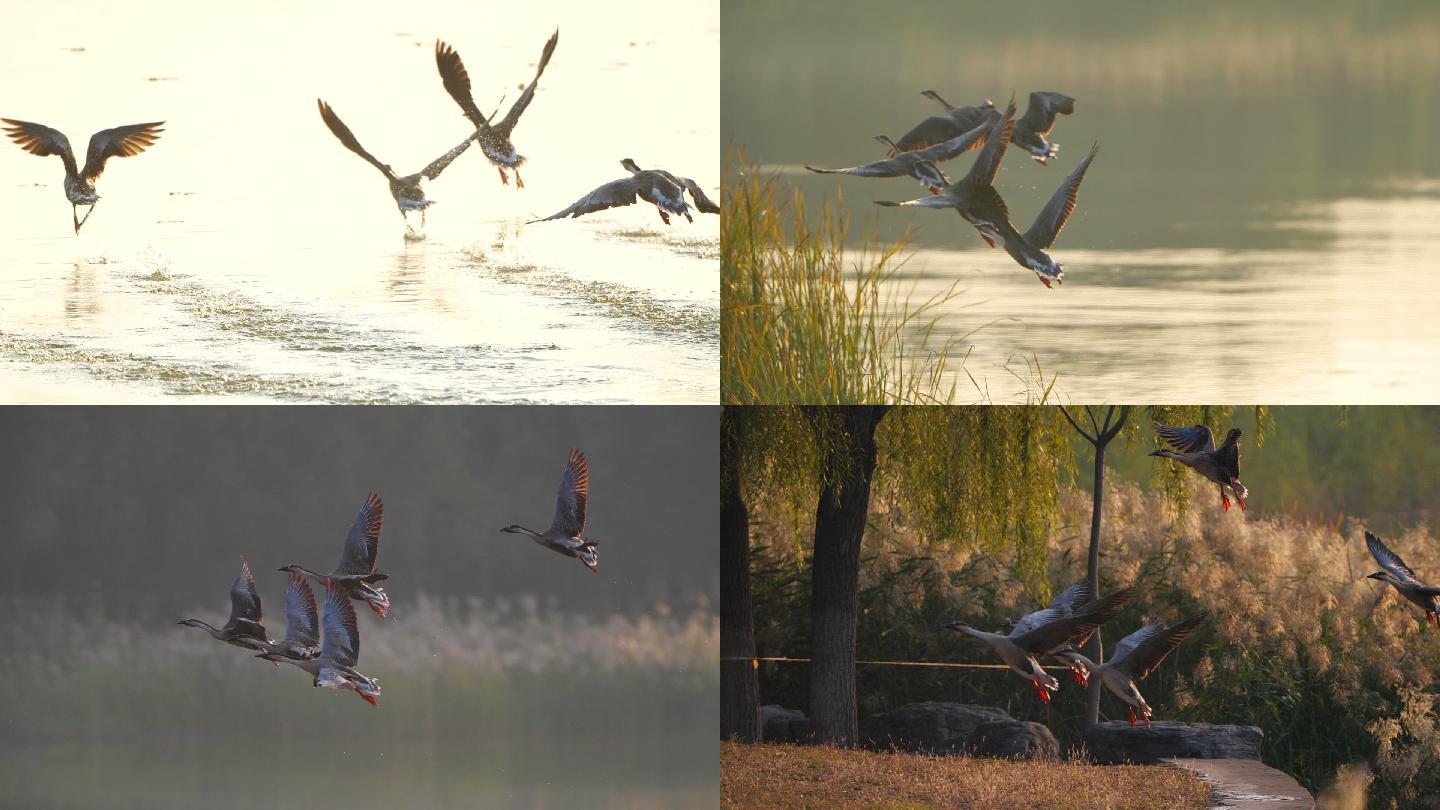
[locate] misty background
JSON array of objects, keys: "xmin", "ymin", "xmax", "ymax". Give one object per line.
[{"xmin": 0, "ymin": 406, "xmax": 717, "ymax": 810}]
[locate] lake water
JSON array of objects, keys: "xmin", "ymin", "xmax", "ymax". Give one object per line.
[
  {"xmin": 0, "ymin": 0, "xmax": 719, "ymax": 403},
  {"xmin": 722, "ymin": 0, "xmax": 1440, "ymax": 403}
]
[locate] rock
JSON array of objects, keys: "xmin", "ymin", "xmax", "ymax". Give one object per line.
[
  {"xmin": 862, "ymin": 702, "xmax": 1012, "ymax": 753},
  {"xmin": 966, "ymin": 720, "xmax": 1060, "ymax": 761},
  {"xmin": 1083, "ymin": 721, "xmax": 1263, "ymax": 764},
  {"xmin": 759, "ymin": 704, "xmax": 812, "ymax": 743}
]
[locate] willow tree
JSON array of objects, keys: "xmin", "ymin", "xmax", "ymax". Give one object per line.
[{"xmin": 721, "ymin": 405, "xmax": 1072, "ymax": 746}]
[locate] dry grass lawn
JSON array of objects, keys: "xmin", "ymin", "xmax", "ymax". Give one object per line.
[{"xmin": 721, "ymin": 742, "xmax": 1212, "ymax": 809}]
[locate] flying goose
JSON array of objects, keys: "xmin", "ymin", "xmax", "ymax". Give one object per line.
[
  {"xmin": 875, "ymin": 98, "xmax": 1018, "ymax": 249},
  {"xmin": 1059, "ymin": 613, "xmax": 1208, "ymax": 726},
  {"xmin": 1013, "ymin": 91, "xmax": 1075, "ymax": 165},
  {"xmin": 261, "ymin": 580, "xmax": 380, "ymax": 705},
  {"xmin": 500, "ymin": 448, "xmax": 599, "ymax": 572},
  {"xmin": 2, "ymin": 118, "xmax": 163, "ymax": 233},
  {"xmin": 178, "ymin": 556, "xmax": 274, "ymax": 654},
  {"xmin": 942, "ymin": 586, "xmax": 1133, "ymax": 702},
  {"xmin": 435, "ymin": 30, "xmax": 559, "ymax": 189},
  {"xmin": 257, "ymin": 573, "xmax": 321, "ymax": 664},
  {"xmin": 316, "ymin": 99, "xmax": 474, "ymax": 236},
  {"xmin": 1004, "ymin": 582, "xmax": 1134, "ymax": 686},
  {"xmin": 1365, "ymin": 531, "xmax": 1440, "ymax": 626},
  {"xmin": 530, "ymin": 159, "xmax": 717, "ymax": 225},
  {"xmin": 1149, "ymin": 423, "xmax": 1248, "ymax": 511},
  {"xmin": 995, "ymin": 142, "xmax": 1099, "ymax": 287},
  {"xmin": 804, "ymin": 120, "xmax": 991, "ymax": 195},
  {"xmin": 891, "ymin": 92, "xmax": 997, "ymax": 154},
  {"xmin": 279, "ymin": 492, "xmax": 391, "ymax": 618}
]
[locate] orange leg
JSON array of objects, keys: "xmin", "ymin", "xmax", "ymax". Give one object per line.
[
  {"xmin": 515, "ymin": 169, "xmax": 525, "ymax": 189},
  {"xmin": 497, "ymin": 166, "xmax": 509, "ymax": 186}
]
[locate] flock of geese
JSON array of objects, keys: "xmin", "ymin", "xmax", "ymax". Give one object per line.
[
  {"xmin": 178, "ymin": 449, "xmax": 601, "ymax": 706},
  {"xmin": 805, "ymin": 90, "xmax": 1092, "ymax": 287},
  {"xmin": 2, "ymin": 29, "xmax": 718, "ymax": 237}
]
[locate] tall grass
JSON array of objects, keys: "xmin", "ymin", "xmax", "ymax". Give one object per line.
[
  {"xmin": 748, "ymin": 479, "xmax": 1440, "ymax": 806},
  {"xmin": 721, "ymin": 155, "xmax": 967, "ymax": 404}
]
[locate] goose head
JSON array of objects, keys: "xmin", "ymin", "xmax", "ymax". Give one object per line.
[{"xmin": 620, "ymin": 158, "xmax": 642, "ymax": 175}]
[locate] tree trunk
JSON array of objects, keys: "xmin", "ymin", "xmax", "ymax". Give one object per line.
[
  {"xmin": 1084, "ymin": 433, "xmax": 1108, "ymax": 725},
  {"xmin": 807, "ymin": 406, "xmax": 887, "ymax": 746},
  {"xmin": 720, "ymin": 413, "xmax": 760, "ymax": 742}
]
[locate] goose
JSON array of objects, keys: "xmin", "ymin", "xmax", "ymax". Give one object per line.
[
  {"xmin": 941, "ymin": 585, "xmax": 1133, "ymax": 702},
  {"xmin": 261, "ymin": 580, "xmax": 380, "ymax": 706},
  {"xmin": 891, "ymin": 92, "xmax": 997, "ymax": 154},
  {"xmin": 875, "ymin": 98, "xmax": 1018, "ymax": 250},
  {"xmin": 279, "ymin": 492, "xmax": 390, "ymax": 618},
  {"xmin": 316, "ymin": 99, "xmax": 476, "ymax": 237},
  {"xmin": 529, "ymin": 159, "xmax": 717, "ymax": 225},
  {"xmin": 804, "ymin": 120, "xmax": 991, "ymax": 195},
  {"xmin": 257, "ymin": 573, "xmax": 321, "ymax": 664},
  {"xmin": 178, "ymin": 556, "xmax": 274, "ymax": 654},
  {"xmin": 435, "ymin": 30, "xmax": 559, "ymax": 189},
  {"xmin": 993, "ymin": 142, "xmax": 1099, "ymax": 287},
  {"xmin": 1058, "ymin": 613, "xmax": 1208, "ymax": 726},
  {"xmin": 500, "ymin": 448, "xmax": 599, "ymax": 572},
  {"xmin": 1149, "ymin": 423, "xmax": 1248, "ymax": 511},
  {"xmin": 1003, "ymin": 582, "xmax": 1134, "ymax": 686},
  {"xmin": 2, "ymin": 118, "xmax": 163, "ymax": 233},
  {"xmin": 1364, "ymin": 531, "xmax": 1440, "ymax": 626},
  {"xmin": 1013, "ymin": 91, "xmax": 1075, "ymax": 165}
]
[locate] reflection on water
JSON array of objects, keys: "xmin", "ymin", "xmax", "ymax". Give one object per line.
[
  {"xmin": 0, "ymin": 0, "xmax": 719, "ymax": 403},
  {"xmin": 723, "ymin": 0, "xmax": 1440, "ymax": 402}
]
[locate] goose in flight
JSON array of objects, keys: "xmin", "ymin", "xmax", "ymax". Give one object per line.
[
  {"xmin": 317, "ymin": 99, "xmax": 474, "ymax": 237},
  {"xmin": 1149, "ymin": 423, "xmax": 1248, "ymax": 511},
  {"xmin": 1365, "ymin": 531, "xmax": 1440, "ymax": 626},
  {"xmin": 178, "ymin": 556, "xmax": 274, "ymax": 654},
  {"xmin": 891, "ymin": 92, "xmax": 997, "ymax": 154},
  {"xmin": 2, "ymin": 118, "xmax": 163, "ymax": 234},
  {"xmin": 279, "ymin": 492, "xmax": 391, "ymax": 618},
  {"xmin": 257, "ymin": 573, "xmax": 321, "ymax": 664},
  {"xmin": 500, "ymin": 448, "xmax": 599, "ymax": 572},
  {"xmin": 942, "ymin": 586, "xmax": 1133, "ymax": 702},
  {"xmin": 530, "ymin": 159, "xmax": 717, "ymax": 225},
  {"xmin": 435, "ymin": 30, "xmax": 559, "ymax": 189},
  {"xmin": 1013, "ymin": 91, "xmax": 1075, "ymax": 165},
  {"xmin": 994, "ymin": 142, "xmax": 1099, "ymax": 287},
  {"xmin": 1003, "ymin": 582, "xmax": 1135, "ymax": 686},
  {"xmin": 804, "ymin": 120, "xmax": 991, "ymax": 195},
  {"xmin": 1059, "ymin": 613, "xmax": 1208, "ymax": 726},
  {"xmin": 261, "ymin": 580, "xmax": 381, "ymax": 706}
]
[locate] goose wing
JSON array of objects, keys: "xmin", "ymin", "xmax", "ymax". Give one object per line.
[
  {"xmin": 317, "ymin": 100, "xmax": 397, "ymax": 181},
  {"xmin": 419, "ymin": 135, "xmax": 475, "ymax": 180},
  {"xmin": 1, "ymin": 118, "xmax": 79, "ymax": 176},
  {"xmin": 228, "ymin": 556, "xmax": 263, "ymax": 625},
  {"xmin": 435, "ymin": 40, "xmax": 494, "ymax": 134},
  {"xmin": 1009, "ymin": 582, "xmax": 1094, "ymax": 636},
  {"xmin": 805, "ymin": 156, "xmax": 919, "ymax": 180},
  {"xmin": 1012, "ymin": 585, "xmax": 1133, "ymax": 653},
  {"xmin": 677, "ymin": 176, "xmax": 719, "ymax": 214},
  {"xmin": 283, "ymin": 573, "xmax": 320, "ymax": 648},
  {"xmin": 1024, "ymin": 143, "xmax": 1098, "ymax": 249},
  {"xmin": 903, "ymin": 116, "xmax": 995, "ymax": 164},
  {"xmin": 1019, "ymin": 91, "xmax": 1075, "ymax": 138},
  {"xmin": 548, "ymin": 449, "xmax": 588, "ymax": 537},
  {"xmin": 80, "ymin": 122, "xmax": 163, "ymax": 181},
  {"xmin": 1154, "ymin": 423, "xmax": 1216, "ymax": 454},
  {"xmin": 495, "ymin": 28, "xmax": 559, "ymax": 135},
  {"xmin": 335, "ymin": 492, "xmax": 384, "ymax": 576},
  {"xmin": 1367, "ymin": 531, "xmax": 1422, "ymax": 584},
  {"xmin": 963, "ymin": 98, "xmax": 1016, "ymax": 189},
  {"xmin": 321, "ymin": 581, "xmax": 360, "ymax": 667},
  {"xmin": 1110, "ymin": 613, "xmax": 1207, "ymax": 681},
  {"xmin": 529, "ymin": 177, "xmax": 649, "ymax": 222}
]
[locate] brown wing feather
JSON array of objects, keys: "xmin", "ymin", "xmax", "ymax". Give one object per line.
[
  {"xmin": 496, "ymin": 28, "xmax": 559, "ymax": 135},
  {"xmin": 435, "ymin": 41, "xmax": 492, "ymax": 131},
  {"xmin": 317, "ymin": 100, "xmax": 396, "ymax": 181},
  {"xmin": 1024, "ymin": 142, "xmax": 1098, "ymax": 249},
  {"xmin": 1117, "ymin": 613, "xmax": 1207, "ymax": 681},
  {"xmin": 81, "ymin": 122, "xmax": 163, "ymax": 180},
  {"xmin": 966, "ymin": 99, "xmax": 1016, "ymax": 189},
  {"xmin": 529, "ymin": 177, "xmax": 643, "ymax": 222},
  {"xmin": 2, "ymin": 118, "xmax": 79, "ymax": 176}
]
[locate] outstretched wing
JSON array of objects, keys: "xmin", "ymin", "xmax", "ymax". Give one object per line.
[
  {"xmin": 1110, "ymin": 613, "xmax": 1207, "ymax": 681},
  {"xmin": 1155, "ymin": 423, "xmax": 1216, "ymax": 454},
  {"xmin": 678, "ymin": 176, "xmax": 719, "ymax": 214},
  {"xmin": 1024, "ymin": 143, "xmax": 1098, "ymax": 249},
  {"xmin": 1019, "ymin": 91, "xmax": 1075, "ymax": 138},
  {"xmin": 1, "ymin": 118, "xmax": 79, "ymax": 176},
  {"xmin": 530, "ymin": 177, "xmax": 645, "ymax": 222},
  {"xmin": 963, "ymin": 98, "xmax": 1016, "ymax": 189},
  {"xmin": 496, "ymin": 28, "xmax": 559, "ymax": 135},
  {"xmin": 1367, "ymin": 531, "xmax": 1420, "ymax": 584},
  {"xmin": 903, "ymin": 117, "xmax": 994, "ymax": 164},
  {"xmin": 284, "ymin": 573, "xmax": 320, "ymax": 648},
  {"xmin": 1012, "ymin": 586, "xmax": 1133, "ymax": 653},
  {"xmin": 228, "ymin": 556, "xmax": 263, "ymax": 625},
  {"xmin": 1051, "ymin": 581, "xmax": 1096, "ymax": 611},
  {"xmin": 81, "ymin": 122, "xmax": 163, "ymax": 181},
  {"xmin": 435, "ymin": 41, "xmax": 492, "ymax": 131},
  {"xmin": 321, "ymin": 581, "xmax": 360, "ymax": 667},
  {"xmin": 548, "ymin": 449, "xmax": 588, "ymax": 537},
  {"xmin": 317, "ymin": 100, "xmax": 396, "ymax": 181},
  {"xmin": 335, "ymin": 492, "xmax": 384, "ymax": 576},
  {"xmin": 805, "ymin": 156, "xmax": 917, "ymax": 180},
  {"xmin": 874, "ymin": 193, "xmax": 961, "ymax": 210},
  {"xmin": 419, "ymin": 135, "xmax": 474, "ymax": 180}
]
